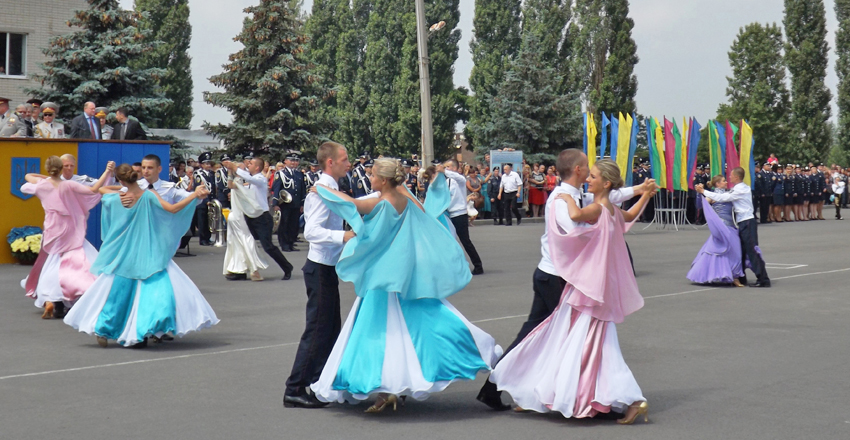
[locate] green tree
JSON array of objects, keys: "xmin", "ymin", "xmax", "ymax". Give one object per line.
[
  {"xmin": 591, "ymin": 0, "xmax": 638, "ymax": 115},
  {"xmin": 480, "ymin": 33, "xmax": 582, "ymax": 162},
  {"xmin": 203, "ymin": 0, "xmax": 333, "ymax": 158},
  {"xmin": 133, "ymin": 0, "xmax": 193, "ymax": 128},
  {"xmin": 835, "ymin": 0, "xmax": 850, "ymax": 165},
  {"xmin": 26, "ymin": 0, "xmax": 170, "ymax": 125},
  {"xmin": 784, "ymin": 0, "xmax": 832, "ymax": 162},
  {"xmin": 467, "ymin": 0, "xmax": 522, "ymax": 152},
  {"xmin": 716, "ymin": 23, "xmax": 791, "ymax": 162}
]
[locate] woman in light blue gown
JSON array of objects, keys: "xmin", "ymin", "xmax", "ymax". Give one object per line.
[
  {"xmin": 311, "ymin": 159, "xmax": 501, "ymax": 412},
  {"xmin": 64, "ymin": 164, "xmax": 219, "ymax": 348}
]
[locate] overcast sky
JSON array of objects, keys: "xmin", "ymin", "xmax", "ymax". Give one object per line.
[{"xmin": 119, "ymin": 0, "xmax": 839, "ymax": 130}]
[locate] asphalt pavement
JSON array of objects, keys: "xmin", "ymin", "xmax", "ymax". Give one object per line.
[{"xmin": 1, "ymin": 216, "xmax": 849, "ymax": 439}]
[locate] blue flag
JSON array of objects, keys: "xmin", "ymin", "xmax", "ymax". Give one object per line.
[
  {"xmin": 626, "ymin": 113, "xmax": 639, "ymax": 186},
  {"xmin": 599, "ymin": 112, "xmax": 609, "ymax": 159},
  {"xmin": 687, "ymin": 118, "xmax": 701, "ymax": 189},
  {"xmin": 609, "ymin": 115, "xmax": 619, "ymax": 160}
]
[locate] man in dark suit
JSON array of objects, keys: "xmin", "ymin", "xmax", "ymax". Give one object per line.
[
  {"xmin": 113, "ymin": 107, "xmax": 147, "ymax": 140},
  {"xmin": 272, "ymin": 151, "xmax": 306, "ymax": 252},
  {"xmin": 69, "ymin": 102, "xmax": 101, "ymax": 139}
]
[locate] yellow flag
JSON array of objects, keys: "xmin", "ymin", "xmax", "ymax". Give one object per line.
[
  {"xmin": 587, "ymin": 114, "xmax": 598, "ymax": 168},
  {"xmin": 654, "ymin": 117, "xmax": 667, "ymax": 189},
  {"xmin": 680, "ymin": 117, "xmax": 689, "ymax": 190},
  {"xmin": 617, "ymin": 112, "xmax": 631, "ymax": 180},
  {"xmin": 739, "ymin": 120, "xmax": 754, "ymax": 187}
]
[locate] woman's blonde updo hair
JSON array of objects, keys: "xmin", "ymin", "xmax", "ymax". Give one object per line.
[
  {"xmin": 709, "ymin": 174, "xmax": 725, "ymax": 189},
  {"xmin": 115, "ymin": 163, "xmax": 139, "ymax": 184},
  {"xmin": 372, "ymin": 158, "xmax": 405, "ymax": 187},
  {"xmin": 44, "ymin": 155, "xmax": 62, "ymax": 177},
  {"xmin": 592, "ymin": 159, "xmax": 624, "ymax": 190}
]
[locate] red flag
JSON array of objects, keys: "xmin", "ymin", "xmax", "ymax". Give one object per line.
[
  {"xmin": 725, "ymin": 120, "xmax": 739, "ymax": 181},
  {"xmin": 664, "ymin": 117, "xmax": 675, "ymax": 191}
]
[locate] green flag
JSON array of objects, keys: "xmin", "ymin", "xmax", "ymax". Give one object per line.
[{"xmin": 672, "ymin": 119, "xmax": 683, "ymax": 191}]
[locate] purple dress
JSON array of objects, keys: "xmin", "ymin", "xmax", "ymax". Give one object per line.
[{"xmin": 687, "ymin": 194, "xmax": 744, "ymax": 284}]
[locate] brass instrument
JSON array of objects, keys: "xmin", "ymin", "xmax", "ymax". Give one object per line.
[
  {"xmin": 208, "ymin": 199, "xmax": 227, "ymax": 247},
  {"xmin": 279, "ymin": 189, "xmax": 292, "ymax": 204},
  {"xmin": 272, "ymin": 210, "xmax": 281, "ymax": 233}
]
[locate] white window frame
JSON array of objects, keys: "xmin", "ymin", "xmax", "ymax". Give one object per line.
[{"xmin": 0, "ymin": 32, "xmax": 27, "ymax": 79}]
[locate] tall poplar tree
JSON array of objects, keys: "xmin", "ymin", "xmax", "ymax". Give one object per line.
[
  {"xmin": 784, "ymin": 0, "xmax": 832, "ymax": 162},
  {"xmin": 133, "ymin": 0, "xmax": 193, "ymax": 128},
  {"xmin": 26, "ymin": 0, "xmax": 170, "ymax": 125},
  {"xmin": 203, "ymin": 0, "xmax": 332, "ymax": 157},
  {"xmin": 591, "ymin": 0, "xmax": 638, "ymax": 115},
  {"xmin": 467, "ymin": 0, "xmax": 522, "ymax": 153},
  {"xmin": 835, "ymin": 0, "xmax": 850, "ymax": 165},
  {"xmin": 717, "ymin": 23, "xmax": 791, "ymax": 161}
]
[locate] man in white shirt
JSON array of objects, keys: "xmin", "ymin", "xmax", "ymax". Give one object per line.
[
  {"xmin": 477, "ymin": 148, "xmax": 656, "ymax": 410},
  {"xmin": 58, "ymin": 154, "xmax": 115, "ymax": 187},
  {"xmin": 444, "ymin": 159, "xmax": 484, "ymax": 275},
  {"xmin": 498, "ymin": 163, "xmax": 523, "ymax": 225},
  {"xmin": 284, "ymin": 141, "xmax": 356, "ymax": 409},
  {"xmin": 696, "ymin": 167, "xmax": 770, "ymax": 287},
  {"xmin": 223, "ymin": 158, "xmax": 294, "ymax": 280}
]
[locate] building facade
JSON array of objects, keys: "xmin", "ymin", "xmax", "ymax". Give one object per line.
[{"xmin": 0, "ymin": 0, "xmax": 88, "ymax": 106}]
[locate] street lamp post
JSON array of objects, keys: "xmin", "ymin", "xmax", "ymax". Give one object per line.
[{"xmin": 414, "ymin": 0, "xmax": 434, "ymax": 166}]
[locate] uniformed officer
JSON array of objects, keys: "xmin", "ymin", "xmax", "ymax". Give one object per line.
[
  {"xmin": 193, "ymin": 152, "xmax": 217, "ymax": 246},
  {"xmin": 272, "ymin": 151, "xmax": 306, "ymax": 252},
  {"xmin": 305, "ymin": 158, "xmax": 321, "ymax": 192},
  {"xmin": 34, "ymin": 103, "xmax": 66, "ymax": 139},
  {"xmin": 784, "ymin": 164, "xmax": 797, "ymax": 221},
  {"xmin": 361, "ymin": 159, "xmax": 374, "ymax": 195},
  {"xmin": 0, "ymin": 102, "xmax": 28, "ymax": 137},
  {"xmin": 351, "ymin": 152, "xmax": 370, "ymax": 198},
  {"xmin": 27, "ymin": 99, "xmax": 43, "ymax": 124},
  {"xmin": 757, "ymin": 162, "xmax": 774, "ymax": 223},
  {"xmin": 403, "ymin": 159, "xmax": 418, "ymax": 197},
  {"xmin": 215, "ymin": 153, "xmax": 232, "ymax": 209},
  {"xmin": 772, "ymin": 164, "xmax": 785, "ymax": 222}
]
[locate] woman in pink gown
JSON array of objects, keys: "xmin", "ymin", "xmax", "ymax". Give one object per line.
[
  {"xmin": 20, "ymin": 156, "xmax": 114, "ymax": 319},
  {"xmin": 490, "ymin": 159, "xmax": 654, "ymax": 424}
]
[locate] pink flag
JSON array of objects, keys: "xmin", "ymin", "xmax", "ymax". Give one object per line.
[
  {"xmin": 725, "ymin": 120, "xmax": 739, "ymax": 181},
  {"xmin": 664, "ymin": 118, "xmax": 675, "ymax": 191}
]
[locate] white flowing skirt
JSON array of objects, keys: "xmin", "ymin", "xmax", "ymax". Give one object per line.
[
  {"xmin": 313, "ymin": 294, "xmax": 502, "ymax": 404},
  {"xmin": 223, "ymin": 208, "xmax": 268, "ymax": 275},
  {"xmin": 490, "ymin": 305, "xmax": 644, "ymax": 417},
  {"xmin": 21, "ymin": 241, "xmax": 98, "ymax": 308},
  {"xmin": 64, "ymin": 260, "xmax": 219, "ymax": 347}
]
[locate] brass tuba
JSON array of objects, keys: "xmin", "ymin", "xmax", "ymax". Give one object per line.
[
  {"xmin": 208, "ymin": 199, "xmax": 227, "ymax": 247},
  {"xmin": 278, "ymin": 189, "xmax": 292, "ymax": 204}
]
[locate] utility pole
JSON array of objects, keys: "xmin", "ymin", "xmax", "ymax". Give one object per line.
[{"xmin": 414, "ymin": 0, "xmax": 434, "ymax": 166}]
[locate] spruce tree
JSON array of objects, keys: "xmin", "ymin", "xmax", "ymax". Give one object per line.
[
  {"xmin": 784, "ymin": 0, "xmax": 832, "ymax": 162},
  {"xmin": 716, "ymin": 23, "xmax": 791, "ymax": 162},
  {"xmin": 467, "ymin": 0, "xmax": 522, "ymax": 154},
  {"xmin": 133, "ymin": 0, "xmax": 193, "ymax": 128},
  {"xmin": 481, "ymin": 33, "xmax": 582, "ymax": 161},
  {"xmin": 591, "ymin": 0, "xmax": 638, "ymax": 115},
  {"xmin": 26, "ymin": 0, "xmax": 170, "ymax": 125},
  {"xmin": 203, "ymin": 0, "xmax": 333, "ymax": 158},
  {"xmin": 835, "ymin": 0, "xmax": 850, "ymax": 165}
]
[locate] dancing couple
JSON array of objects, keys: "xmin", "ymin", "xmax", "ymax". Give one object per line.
[
  {"xmin": 283, "ymin": 142, "xmax": 500, "ymax": 411},
  {"xmin": 479, "ymin": 150, "xmax": 657, "ymax": 424}
]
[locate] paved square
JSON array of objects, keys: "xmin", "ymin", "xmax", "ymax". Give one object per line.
[{"xmin": 1, "ymin": 218, "xmax": 848, "ymax": 439}]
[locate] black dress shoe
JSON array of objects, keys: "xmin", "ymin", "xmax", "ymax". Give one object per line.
[
  {"xmin": 517, "ymin": 218, "xmax": 522, "ymax": 225},
  {"xmin": 282, "ymin": 246, "xmax": 294, "ymax": 252},
  {"xmin": 129, "ymin": 338, "xmax": 148, "ymax": 349},
  {"xmin": 52, "ymin": 302, "xmax": 66, "ymax": 319},
  {"xmin": 283, "ymin": 394, "xmax": 329, "ymax": 408},
  {"xmin": 281, "ymin": 262, "xmax": 294, "ymax": 280},
  {"xmin": 749, "ymin": 280, "xmax": 771, "ymax": 288},
  {"xmin": 472, "ymin": 267, "xmax": 484, "ymax": 275},
  {"xmin": 225, "ymin": 273, "xmax": 247, "ymax": 281},
  {"xmin": 199, "ymin": 241, "xmax": 213, "ymax": 246},
  {"xmin": 476, "ymin": 385, "xmax": 511, "ymax": 411}
]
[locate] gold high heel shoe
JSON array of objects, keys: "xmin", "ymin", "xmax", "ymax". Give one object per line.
[
  {"xmin": 365, "ymin": 394, "xmax": 398, "ymax": 413},
  {"xmin": 617, "ymin": 401, "xmax": 649, "ymax": 425},
  {"xmin": 733, "ymin": 279, "xmax": 745, "ymax": 287},
  {"xmin": 42, "ymin": 302, "xmax": 54, "ymax": 319}
]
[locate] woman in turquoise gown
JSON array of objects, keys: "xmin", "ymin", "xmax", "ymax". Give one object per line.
[
  {"xmin": 64, "ymin": 164, "xmax": 219, "ymax": 348},
  {"xmin": 311, "ymin": 159, "xmax": 502, "ymax": 412}
]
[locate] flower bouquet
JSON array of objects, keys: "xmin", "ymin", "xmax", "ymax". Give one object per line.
[{"xmin": 7, "ymin": 226, "xmax": 42, "ymax": 265}]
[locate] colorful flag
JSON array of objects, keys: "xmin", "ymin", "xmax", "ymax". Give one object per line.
[
  {"xmin": 600, "ymin": 112, "xmax": 610, "ymax": 159},
  {"xmin": 610, "ymin": 115, "xmax": 619, "ymax": 160},
  {"xmin": 672, "ymin": 119, "xmax": 683, "ymax": 191},
  {"xmin": 625, "ymin": 113, "xmax": 639, "ymax": 186},
  {"xmin": 680, "ymin": 117, "xmax": 689, "ymax": 190},
  {"xmin": 583, "ymin": 113, "xmax": 588, "ymax": 155},
  {"xmin": 714, "ymin": 120, "xmax": 727, "ymax": 177},
  {"xmin": 587, "ymin": 113, "xmax": 598, "ymax": 169},
  {"xmin": 725, "ymin": 120, "xmax": 740, "ymax": 181},
  {"xmin": 739, "ymin": 120, "xmax": 755, "ymax": 187},
  {"xmin": 664, "ymin": 117, "xmax": 675, "ymax": 191},
  {"xmin": 708, "ymin": 121, "xmax": 720, "ymax": 178},
  {"xmin": 654, "ymin": 117, "xmax": 667, "ymax": 189},
  {"xmin": 687, "ymin": 118, "xmax": 702, "ymax": 189},
  {"xmin": 617, "ymin": 112, "xmax": 631, "ymax": 181}
]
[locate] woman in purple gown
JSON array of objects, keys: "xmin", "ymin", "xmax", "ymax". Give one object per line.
[{"xmin": 687, "ymin": 175, "xmax": 746, "ymax": 287}]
